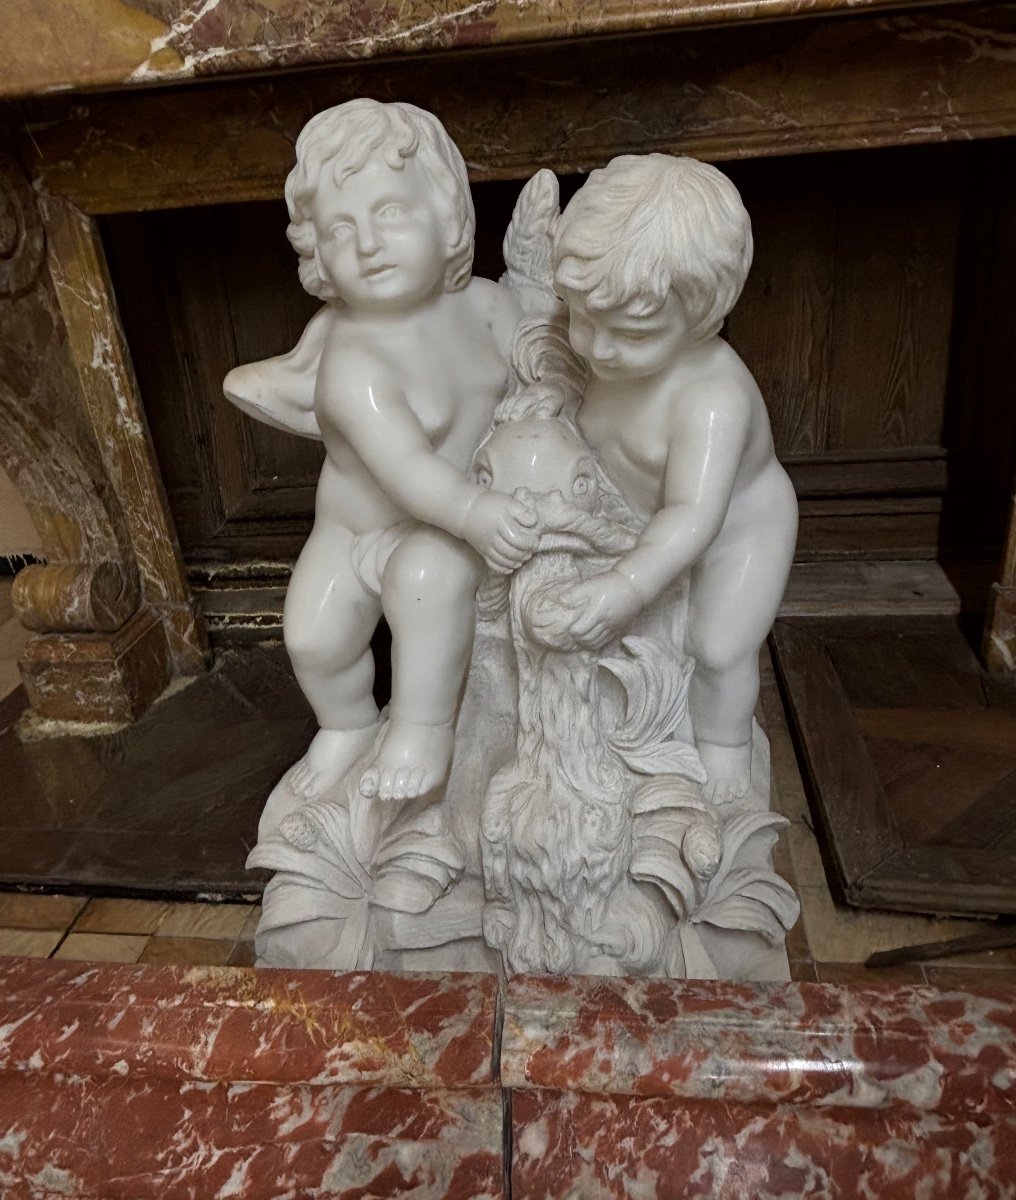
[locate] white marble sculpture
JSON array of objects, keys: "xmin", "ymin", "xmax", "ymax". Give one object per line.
[{"xmin": 225, "ymin": 101, "xmax": 800, "ymax": 981}]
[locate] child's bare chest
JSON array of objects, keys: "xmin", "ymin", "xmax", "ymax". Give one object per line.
[
  {"xmin": 579, "ymin": 386, "xmax": 669, "ymax": 511},
  {"xmin": 400, "ymin": 321, "xmax": 507, "ymax": 451}
]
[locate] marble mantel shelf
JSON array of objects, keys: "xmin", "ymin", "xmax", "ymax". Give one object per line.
[
  {"xmin": 0, "ymin": 0, "xmax": 974, "ymax": 101},
  {"xmin": 0, "ymin": 958, "xmax": 1013, "ymax": 1197}
]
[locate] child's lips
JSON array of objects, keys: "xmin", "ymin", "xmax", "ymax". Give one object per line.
[{"xmin": 363, "ymin": 263, "xmax": 396, "ymax": 279}]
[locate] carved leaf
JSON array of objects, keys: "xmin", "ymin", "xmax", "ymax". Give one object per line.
[
  {"xmin": 631, "ymin": 775, "xmax": 711, "ymax": 816},
  {"xmin": 677, "ymin": 924, "xmax": 718, "ymax": 980},
  {"xmin": 247, "ymin": 831, "xmax": 368, "ymax": 901},
  {"xmin": 256, "ymin": 871, "xmax": 368, "ymax": 934},
  {"xmin": 601, "ymin": 637, "xmax": 707, "ymax": 783},
  {"xmin": 692, "ymin": 868, "xmax": 801, "ymax": 945},
  {"xmin": 371, "ymin": 869, "xmax": 445, "ymax": 915},
  {"xmin": 502, "ymin": 169, "xmax": 562, "ymax": 316},
  {"xmin": 630, "ymin": 837, "xmax": 699, "ymax": 917},
  {"xmin": 714, "ymin": 811, "xmax": 790, "ymax": 879}
]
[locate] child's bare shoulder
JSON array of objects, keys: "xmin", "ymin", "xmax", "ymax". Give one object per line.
[
  {"xmin": 317, "ymin": 320, "xmax": 403, "ymax": 405},
  {"xmin": 465, "ymin": 276, "xmax": 523, "ymax": 354},
  {"xmin": 664, "ymin": 341, "xmax": 756, "ymax": 429}
]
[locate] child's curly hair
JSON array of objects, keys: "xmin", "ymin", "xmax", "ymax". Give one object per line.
[
  {"xmin": 285, "ymin": 100, "xmax": 475, "ymax": 301},
  {"xmin": 553, "ymin": 153, "xmax": 752, "ymax": 342}
]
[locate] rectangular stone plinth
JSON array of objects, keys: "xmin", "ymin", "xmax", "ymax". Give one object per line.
[
  {"xmin": 19, "ymin": 607, "xmax": 171, "ymax": 723},
  {"xmin": 0, "ymin": 961, "xmax": 502, "ymax": 1199}
]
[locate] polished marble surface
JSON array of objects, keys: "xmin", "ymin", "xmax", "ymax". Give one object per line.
[{"xmin": 0, "ymin": 643, "xmax": 314, "ymax": 896}]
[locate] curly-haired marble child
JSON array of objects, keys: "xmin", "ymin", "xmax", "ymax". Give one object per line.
[{"xmin": 226, "ymin": 102, "xmax": 799, "ymax": 982}]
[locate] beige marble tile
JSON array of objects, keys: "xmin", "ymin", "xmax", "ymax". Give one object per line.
[
  {"xmin": 785, "ymin": 821, "xmax": 830, "ymax": 889},
  {"xmin": 53, "ymin": 933, "xmax": 149, "ymax": 962},
  {"xmin": 0, "ymin": 928, "xmax": 64, "ymax": 957},
  {"xmin": 816, "ymin": 960, "xmax": 926, "ymax": 987},
  {"xmin": 74, "ymin": 897, "xmax": 170, "ymax": 935},
  {"xmin": 240, "ymin": 906, "xmax": 262, "ymax": 941},
  {"xmin": 798, "ymin": 884, "xmax": 984, "ymax": 965},
  {"xmin": 227, "ymin": 940, "xmax": 256, "ymax": 967},
  {"xmin": 155, "ymin": 903, "xmax": 251, "ymax": 940},
  {"xmin": 139, "ymin": 936, "xmax": 233, "ymax": 966},
  {"xmin": 924, "ymin": 966, "xmax": 1016, "ymax": 991},
  {"xmin": 0, "ymin": 893, "xmax": 87, "ymax": 930}
]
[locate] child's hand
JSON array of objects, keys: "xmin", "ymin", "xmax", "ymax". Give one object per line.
[
  {"xmin": 463, "ymin": 490, "xmax": 539, "ymax": 574},
  {"xmin": 560, "ymin": 569, "xmax": 643, "ymax": 649}
]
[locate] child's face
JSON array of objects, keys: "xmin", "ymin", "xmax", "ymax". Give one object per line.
[
  {"xmin": 562, "ymin": 288, "xmax": 694, "ymax": 381},
  {"xmin": 311, "ymin": 151, "xmax": 451, "ymax": 312}
]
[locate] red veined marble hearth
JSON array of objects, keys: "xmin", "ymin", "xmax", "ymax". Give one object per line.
[{"xmin": 0, "ymin": 959, "xmax": 1013, "ymax": 1198}]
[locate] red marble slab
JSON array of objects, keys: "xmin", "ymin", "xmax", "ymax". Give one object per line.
[
  {"xmin": 0, "ymin": 960, "xmax": 498, "ymax": 1087},
  {"xmin": 0, "ymin": 960, "xmax": 502, "ymax": 1198},
  {"xmin": 0, "ymin": 1077, "xmax": 502, "ymax": 1199},
  {"xmin": 503, "ymin": 974, "xmax": 1016, "ymax": 1114},
  {"xmin": 511, "ymin": 1088, "xmax": 1016, "ymax": 1200}
]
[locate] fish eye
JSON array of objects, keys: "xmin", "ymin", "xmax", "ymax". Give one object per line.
[
  {"xmin": 475, "ymin": 464, "xmax": 493, "ymax": 489},
  {"xmin": 572, "ymin": 474, "xmax": 591, "ymax": 497}
]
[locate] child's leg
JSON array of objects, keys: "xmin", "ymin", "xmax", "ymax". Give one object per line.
[
  {"xmin": 283, "ymin": 524, "xmax": 382, "ymax": 802},
  {"xmin": 687, "ymin": 500, "xmax": 796, "ymax": 802},
  {"xmin": 360, "ymin": 527, "xmax": 482, "ymax": 802}
]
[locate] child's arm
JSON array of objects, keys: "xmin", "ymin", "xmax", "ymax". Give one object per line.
[
  {"xmin": 318, "ymin": 342, "xmax": 537, "ymax": 572},
  {"xmin": 223, "ymin": 306, "xmax": 334, "ymax": 440},
  {"xmin": 564, "ymin": 385, "xmax": 750, "ymax": 647},
  {"xmin": 616, "ymin": 385, "xmax": 749, "ymax": 603}
]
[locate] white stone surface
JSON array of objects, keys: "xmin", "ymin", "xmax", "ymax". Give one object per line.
[{"xmin": 227, "ymin": 104, "xmax": 800, "ymax": 982}]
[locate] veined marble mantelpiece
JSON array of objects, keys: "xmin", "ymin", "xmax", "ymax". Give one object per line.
[{"xmin": 0, "ymin": 958, "xmax": 1012, "ymax": 1197}]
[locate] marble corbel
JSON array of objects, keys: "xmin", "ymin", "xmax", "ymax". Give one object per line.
[
  {"xmin": 983, "ymin": 491, "xmax": 1016, "ymax": 672},
  {"xmin": 0, "ymin": 150, "xmax": 207, "ymax": 724}
]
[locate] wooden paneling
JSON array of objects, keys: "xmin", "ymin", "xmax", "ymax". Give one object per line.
[{"xmin": 104, "ymin": 140, "xmax": 1015, "ymax": 586}]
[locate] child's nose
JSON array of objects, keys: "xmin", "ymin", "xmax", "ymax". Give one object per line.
[{"xmin": 356, "ymin": 224, "xmax": 382, "ymax": 256}]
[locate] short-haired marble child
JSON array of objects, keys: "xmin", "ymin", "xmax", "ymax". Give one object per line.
[{"xmin": 551, "ymin": 153, "xmax": 798, "ymax": 803}]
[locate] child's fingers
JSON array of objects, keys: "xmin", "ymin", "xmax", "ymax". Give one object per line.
[{"xmin": 510, "ymin": 501, "xmax": 538, "ymax": 528}]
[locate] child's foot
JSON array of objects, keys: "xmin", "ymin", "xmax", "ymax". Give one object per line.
[
  {"xmin": 698, "ymin": 739, "xmax": 752, "ymax": 805},
  {"xmin": 290, "ymin": 725, "xmax": 378, "ymax": 802},
  {"xmin": 359, "ymin": 719, "xmax": 455, "ymax": 802}
]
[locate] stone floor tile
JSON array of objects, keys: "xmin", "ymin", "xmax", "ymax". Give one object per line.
[
  {"xmin": 139, "ymin": 936, "xmax": 234, "ymax": 966},
  {"xmin": 155, "ymin": 903, "xmax": 251, "ymax": 940},
  {"xmin": 240, "ymin": 906, "xmax": 262, "ymax": 940},
  {"xmin": 0, "ymin": 893, "xmax": 87, "ymax": 930},
  {"xmin": 227, "ymin": 940, "xmax": 257, "ymax": 967},
  {"xmin": 786, "ymin": 820, "xmax": 830, "ymax": 889},
  {"xmin": 785, "ymin": 913, "xmax": 813, "ymax": 963},
  {"xmin": 0, "ymin": 928, "xmax": 64, "ymax": 957},
  {"xmin": 923, "ymin": 965, "xmax": 1016, "ymax": 990},
  {"xmin": 798, "ymin": 884, "xmax": 984, "ymax": 965},
  {"xmin": 53, "ymin": 933, "xmax": 149, "ymax": 963},
  {"xmin": 815, "ymin": 960, "xmax": 926, "ymax": 987},
  {"xmin": 74, "ymin": 897, "xmax": 170, "ymax": 935}
]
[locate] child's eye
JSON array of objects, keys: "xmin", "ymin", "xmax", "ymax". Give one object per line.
[
  {"xmin": 377, "ymin": 203, "xmax": 408, "ymax": 220},
  {"xmin": 620, "ymin": 330, "xmax": 653, "ymax": 343},
  {"xmin": 330, "ymin": 221, "xmax": 354, "ymax": 240}
]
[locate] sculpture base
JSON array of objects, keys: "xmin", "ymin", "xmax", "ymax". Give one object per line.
[
  {"xmin": 18, "ymin": 607, "xmax": 171, "ymax": 724},
  {"xmin": 0, "ymin": 959, "xmax": 1011, "ymax": 1198}
]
